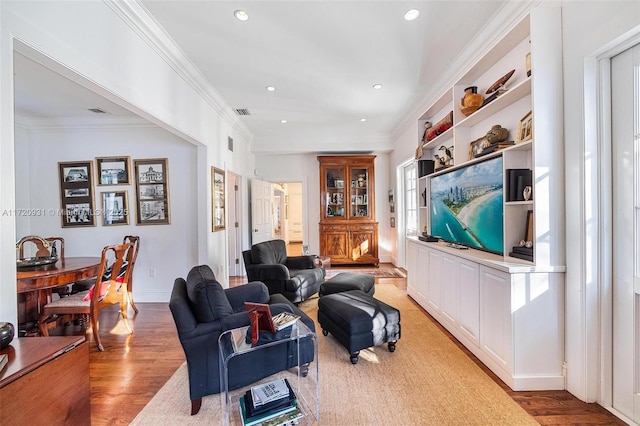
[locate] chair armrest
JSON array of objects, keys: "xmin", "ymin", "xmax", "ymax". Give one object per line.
[
  {"xmin": 269, "ymin": 294, "xmax": 316, "ymax": 332},
  {"xmin": 219, "ymin": 312, "xmax": 251, "ymax": 331},
  {"xmin": 285, "ymin": 255, "xmax": 316, "ymax": 270},
  {"xmin": 246, "ymin": 264, "xmax": 290, "ymax": 280},
  {"xmin": 269, "ymin": 302, "xmax": 295, "ymax": 315},
  {"xmin": 225, "ymin": 282, "xmax": 270, "ymax": 311}
]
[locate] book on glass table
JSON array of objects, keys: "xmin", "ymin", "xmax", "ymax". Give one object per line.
[
  {"xmin": 249, "ymin": 378, "xmax": 295, "ymax": 411},
  {"xmin": 239, "ymin": 395, "xmax": 300, "ymax": 426},
  {"xmin": 271, "ymin": 312, "xmax": 300, "ymax": 331}
]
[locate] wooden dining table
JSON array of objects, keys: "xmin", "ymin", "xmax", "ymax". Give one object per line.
[{"xmin": 16, "ymin": 257, "xmax": 101, "ymax": 334}]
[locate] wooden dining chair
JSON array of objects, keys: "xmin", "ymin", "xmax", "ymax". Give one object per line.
[
  {"xmin": 72, "ymin": 236, "xmax": 140, "ymax": 313},
  {"xmin": 38, "ymin": 242, "xmax": 135, "ymax": 351},
  {"xmin": 17, "ymin": 236, "xmax": 69, "ymax": 298},
  {"xmin": 17, "ymin": 236, "xmax": 64, "ymax": 259},
  {"xmin": 122, "ymin": 235, "xmax": 140, "ymax": 314}
]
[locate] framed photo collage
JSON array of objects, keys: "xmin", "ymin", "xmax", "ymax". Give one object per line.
[{"xmin": 58, "ymin": 157, "xmax": 171, "ymax": 228}]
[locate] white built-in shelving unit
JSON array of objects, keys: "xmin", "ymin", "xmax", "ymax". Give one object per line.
[{"xmin": 407, "ymin": 8, "xmax": 566, "ymax": 391}]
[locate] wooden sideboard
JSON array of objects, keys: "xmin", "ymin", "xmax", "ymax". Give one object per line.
[
  {"xmin": 0, "ymin": 336, "xmax": 90, "ymax": 425},
  {"xmin": 318, "ymin": 155, "xmax": 379, "ymax": 265}
]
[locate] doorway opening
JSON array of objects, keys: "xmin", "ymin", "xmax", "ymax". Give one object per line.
[{"xmin": 269, "ymin": 182, "xmax": 303, "ymax": 256}]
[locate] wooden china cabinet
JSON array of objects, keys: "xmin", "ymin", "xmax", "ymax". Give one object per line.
[{"xmin": 318, "ymin": 155, "xmax": 379, "ymax": 266}]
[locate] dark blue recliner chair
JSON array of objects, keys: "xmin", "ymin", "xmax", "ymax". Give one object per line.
[
  {"xmin": 242, "ymin": 239, "xmax": 325, "ymax": 304},
  {"xmin": 169, "ymin": 265, "xmax": 315, "ymax": 415}
]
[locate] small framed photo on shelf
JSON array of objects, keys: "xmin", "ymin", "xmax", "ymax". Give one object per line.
[
  {"xmin": 59, "ymin": 161, "xmax": 96, "ymax": 227},
  {"xmin": 469, "ymin": 136, "xmax": 491, "ymax": 160},
  {"xmin": 96, "ymin": 156, "xmax": 130, "ymax": 185},
  {"xmin": 101, "ymin": 191, "xmax": 129, "ymax": 226},
  {"xmin": 517, "ymin": 111, "xmax": 533, "ymax": 142},
  {"xmin": 134, "ymin": 158, "xmax": 170, "ymax": 225}
]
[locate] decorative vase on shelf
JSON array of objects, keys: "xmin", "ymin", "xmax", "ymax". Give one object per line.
[{"xmin": 459, "ymin": 86, "xmax": 484, "ymax": 117}]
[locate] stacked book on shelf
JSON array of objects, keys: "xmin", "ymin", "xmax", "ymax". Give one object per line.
[
  {"xmin": 239, "ymin": 378, "xmax": 304, "ymax": 426},
  {"xmin": 509, "ymin": 246, "xmax": 533, "ymax": 262}
]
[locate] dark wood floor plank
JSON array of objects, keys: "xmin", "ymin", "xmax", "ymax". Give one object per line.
[{"xmin": 45, "ymin": 266, "xmax": 626, "ymax": 425}]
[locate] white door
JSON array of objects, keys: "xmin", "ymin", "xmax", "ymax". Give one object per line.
[
  {"xmin": 227, "ymin": 172, "xmax": 243, "ymax": 277},
  {"xmin": 288, "ymin": 183, "xmax": 303, "ymax": 243},
  {"xmin": 251, "ymin": 179, "xmax": 273, "ymax": 245},
  {"xmin": 611, "ymin": 42, "xmax": 640, "ymax": 423}
]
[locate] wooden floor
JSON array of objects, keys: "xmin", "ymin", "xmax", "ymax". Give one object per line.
[{"xmin": 62, "ymin": 264, "xmax": 627, "ymax": 425}]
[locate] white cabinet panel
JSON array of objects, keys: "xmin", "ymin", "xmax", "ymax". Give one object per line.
[
  {"xmin": 440, "ymin": 254, "xmax": 459, "ymax": 325},
  {"xmin": 479, "ymin": 267, "xmax": 511, "ymax": 372},
  {"xmin": 458, "ymin": 260, "xmax": 480, "ymax": 345},
  {"xmin": 427, "ymin": 249, "xmax": 441, "ymax": 311}
]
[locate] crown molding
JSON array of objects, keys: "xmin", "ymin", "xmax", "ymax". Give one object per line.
[
  {"xmin": 392, "ymin": 0, "xmax": 539, "ymax": 141},
  {"xmin": 250, "ymin": 135, "xmax": 393, "ymax": 155},
  {"xmin": 14, "ymin": 114, "xmax": 155, "ymax": 132},
  {"xmin": 103, "ymin": 0, "xmax": 253, "ymax": 143}
]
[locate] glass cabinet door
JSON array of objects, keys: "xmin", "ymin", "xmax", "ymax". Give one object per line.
[
  {"xmin": 350, "ymin": 168, "xmax": 369, "ymax": 218},
  {"xmin": 325, "ymin": 167, "xmax": 345, "ymax": 218}
]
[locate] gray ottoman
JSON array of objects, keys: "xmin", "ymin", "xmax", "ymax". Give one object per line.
[
  {"xmin": 317, "ymin": 290, "xmax": 400, "ymax": 364},
  {"xmin": 319, "ymin": 272, "xmax": 375, "ymax": 297}
]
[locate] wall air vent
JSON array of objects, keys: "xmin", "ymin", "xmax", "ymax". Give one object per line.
[
  {"xmin": 88, "ymin": 108, "xmax": 107, "ymax": 114},
  {"xmin": 234, "ymin": 108, "xmax": 251, "ymax": 116}
]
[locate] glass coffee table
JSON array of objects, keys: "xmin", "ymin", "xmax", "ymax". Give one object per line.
[{"xmin": 218, "ymin": 320, "xmax": 319, "ymax": 426}]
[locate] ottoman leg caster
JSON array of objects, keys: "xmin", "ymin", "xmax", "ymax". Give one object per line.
[
  {"xmin": 388, "ymin": 341, "xmax": 397, "ymax": 352},
  {"xmin": 322, "ymin": 329, "xmax": 329, "ymax": 336},
  {"xmin": 350, "ymin": 351, "xmax": 360, "ymax": 364}
]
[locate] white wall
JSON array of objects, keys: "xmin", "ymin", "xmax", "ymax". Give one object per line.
[
  {"xmin": 254, "ymin": 152, "xmax": 393, "ymax": 263},
  {"xmin": 14, "ymin": 120, "xmax": 198, "ymax": 302},
  {"xmin": 0, "ymin": 1, "xmax": 255, "ymax": 325}
]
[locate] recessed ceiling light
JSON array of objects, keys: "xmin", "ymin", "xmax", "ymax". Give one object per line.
[
  {"xmin": 360, "ymin": 118, "xmax": 367, "ymax": 122},
  {"xmin": 373, "ymin": 83, "xmax": 383, "ymax": 90},
  {"xmin": 266, "ymin": 86, "xmax": 275, "ymax": 92},
  {"xmin": 234, "ymin": 10, "xmax": 249, "ymax": 21},
  {"xmin": 280, "ymin": 119, "xmax": 287, "ymax": 124},
  {"xmin": 404, "ymin": 9, "xmax": 420, "ymax": 21}
]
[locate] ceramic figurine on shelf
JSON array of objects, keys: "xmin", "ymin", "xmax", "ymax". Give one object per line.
[{"xmin": 438, "ymin": 145, "xmax": 454, "ymax": 167}]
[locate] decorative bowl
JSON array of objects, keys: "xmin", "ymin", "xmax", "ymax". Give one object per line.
[
  {"xmin": 16, "ymin": 256, "xmax": 59, "ymax": 270},
  {"xmin": 0, "ymin": 322, "xmax": 14, "ymax": 349}
]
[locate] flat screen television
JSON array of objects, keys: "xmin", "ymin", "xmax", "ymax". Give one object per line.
[{"xmin": 429, "ymin": 155, "xmax": 504, "ymax": 255}]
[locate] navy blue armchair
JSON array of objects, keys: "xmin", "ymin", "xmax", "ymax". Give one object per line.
[
  {"xmin": 169, "ymin": 265, "xmax": 315, "ymax": 415},
  {"xmin": 242, "ymin": 239, "xmax": 325, "ymax": 304}
]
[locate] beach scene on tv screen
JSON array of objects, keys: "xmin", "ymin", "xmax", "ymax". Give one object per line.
[{"xmin": 430, "ymin": 156, "xmax": 503, "ymax": 254}]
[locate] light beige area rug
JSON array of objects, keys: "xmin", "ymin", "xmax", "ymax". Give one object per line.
[{"xmin": 131, "ymin": 284, "xmax": 538, "ymax": 426}]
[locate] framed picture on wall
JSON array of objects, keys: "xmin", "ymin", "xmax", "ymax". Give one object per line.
[
  {"xmin": 96, "ymin": 156, "xmax": 130, "ymax": 185},
  {"xmin": 212, "ymin": 167, "xmax": 225, "ymax": 232},
  {"xmin": 58, "ymin": 161, "xmax": 96, "ymax": 227},
  {"xmin": 101, "ymin": 191, "xmax": 129, "ymax": 226},
  {"xmin": 134, "ymin": 158, "xmax": 170, "ymax": 225}
]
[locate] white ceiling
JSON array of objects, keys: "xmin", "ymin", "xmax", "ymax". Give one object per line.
[{"xmin": 13, "ymin": 1, "xmax": 508, "ymax": 154}]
